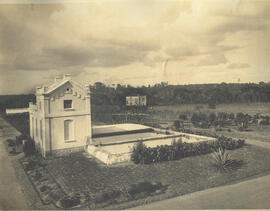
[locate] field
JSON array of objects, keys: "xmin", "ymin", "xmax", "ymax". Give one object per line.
[
  {"xmin": 192, "ymin": 125, "xmax": 270, "ymax": 143},
  {"xmin": 151, "ymin": 102, "xmax": 270, "ymax": 118},
  {"xmin": 149, "ymin": 103, "xmax": 270, "ymax": 143}
]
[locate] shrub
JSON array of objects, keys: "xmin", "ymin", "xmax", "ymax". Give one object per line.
[
  {"xmin": 6, "ymin": 139, "xmax": 15, "ymax": 147},
  {"xmin": 131, "ymin": 136, "xmax": 245, "ymax": 164},
  {"xmin": 59, "ymin": 194, "xmax": 81, "ymax": 209},
  {"xmin": 131, "ymin": 142, "xmax": 150, "ymax": 164},
  {"xmin": 211, "ymin": 148, "xmax": 232, "ymax": 172},
  {"xmin": 23, "ymin": 138, "xmax": 36, "ymax": 157},
  {"xmin": 128, "ymin": 181, "xmax": 163, "ymax": 196},
  {"xmin": 179, "ymin": 113, "xmax": 188, "ymax": 120}
]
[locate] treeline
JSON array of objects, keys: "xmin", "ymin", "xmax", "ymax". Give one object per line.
[
  {"xmin": 1, "ymin": 82, "xmax": 270, "ymax": 113},
  {"xmin": 91, "ymin": 82, "xmax": 270, "ymax": 106},
  {"xmin": 0, "ymin": 95, "xmax": 35, "ymax": 114}
]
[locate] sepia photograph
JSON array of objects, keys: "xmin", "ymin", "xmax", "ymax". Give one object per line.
[{"xmin": 1, "ymin": 0, "xmax": 270, "ymax": 210}]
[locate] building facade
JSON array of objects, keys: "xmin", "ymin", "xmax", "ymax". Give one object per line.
[{"xmin": 29, "ymin": 74, "xmax": 92, "ymax": 157}]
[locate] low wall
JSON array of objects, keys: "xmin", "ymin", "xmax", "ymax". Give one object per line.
[
  {"xmin": 87, "ymin": 128, "xmax": 216, "ymax": 165},
  {"xmin": 87, "ymin": 145, "xmax": 131, "ymax": 165}
]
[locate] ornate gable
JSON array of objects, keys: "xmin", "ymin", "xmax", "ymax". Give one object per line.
[{"xmin": 36, "ymin": 74, "xmax": 90, "ymax": 101}]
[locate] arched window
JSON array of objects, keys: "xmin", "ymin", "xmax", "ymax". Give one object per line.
[{"xmin": 64, "ymin": 120, "xmax": 74, "ymax": 141}]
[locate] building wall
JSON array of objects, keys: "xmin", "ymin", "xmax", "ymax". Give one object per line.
[
  {"xmin": 29, "ymin": 78, "xmax": 92, "ymax": 157},
  {"xmin": 49, "ymin": 114, "xmax": 91, "ymax": 151},
  {"xmin": 49, "ymin": 83, "xmax": 87, "ymax": 114},
  {"xmin": 29, "ymin": 105, "xmax": 46, "ymax": 155}
]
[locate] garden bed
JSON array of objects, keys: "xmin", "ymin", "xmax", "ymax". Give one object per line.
[{"xmin": 19, "ymin": 144, "xmax": 270, "ymax": 210}]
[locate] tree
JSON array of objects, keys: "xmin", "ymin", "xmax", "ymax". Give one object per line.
[{"xmin": 236, "ymin": 112, "xmax": 249, "ymax": 131}]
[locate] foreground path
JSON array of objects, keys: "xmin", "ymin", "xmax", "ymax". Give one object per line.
[
  {"xmin": 245, "ymin": 138, "xmax": 270, "ymax": 150},
  {"xmin": 0, "ymin": 116, "xmax": 30, "ymax": 210},
  {"xmin": 133, "ymin": 172, "xmax": 270, "ymax": 209}
]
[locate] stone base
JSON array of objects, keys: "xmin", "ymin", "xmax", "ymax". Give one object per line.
[{"xmin": 49, "ymin": 146, "xmax": 85, "ymax": 157}]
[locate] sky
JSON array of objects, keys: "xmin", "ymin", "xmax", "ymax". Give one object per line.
[{"xmin": 0, "ymin": 0, "xmax": 270, "ymax": 94}]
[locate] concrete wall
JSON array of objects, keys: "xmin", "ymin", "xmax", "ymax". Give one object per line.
[{"xmin": 87, "ymin": 145, "xmax": 131, "ymax": 165}]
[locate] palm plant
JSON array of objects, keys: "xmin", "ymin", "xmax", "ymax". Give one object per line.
[{"xmin": 211, "ymin": 147, "xmax": 232, "ymax": 172}]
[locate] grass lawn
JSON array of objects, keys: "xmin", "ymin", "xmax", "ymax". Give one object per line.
[{"xmin": 43, "ymin": 144, "xmax": 270, "ymax": 209}]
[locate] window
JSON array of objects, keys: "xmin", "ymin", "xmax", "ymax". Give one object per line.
[
  {"xmin": 64, "ymin": 120, "xmax": 74, "ymax": 141},
  {"xmin": 66, "ymin": 87, "xmax": 72, "ymax": 94},
  {"xmin": 64, "ymin": 100, "xmax": 72, "ymax": 109}
]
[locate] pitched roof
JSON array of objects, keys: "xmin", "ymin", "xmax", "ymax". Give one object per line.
[{"xmin": 37, "ymin": 75, "xmax": 88, "ymax": 95}]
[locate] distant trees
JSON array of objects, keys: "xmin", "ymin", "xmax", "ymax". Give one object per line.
[
  {"xmin": 89, "ymin": 82, "xmax": 270, "ymax": 107},
  {"xmin": 1, "ymin": 82, "xmax": 270, "ymax": 112}
]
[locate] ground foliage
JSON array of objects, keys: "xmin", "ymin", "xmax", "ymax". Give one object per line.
[{"xmin": 131, "ymin": 136, "xmax": 245, "ymax": 164}]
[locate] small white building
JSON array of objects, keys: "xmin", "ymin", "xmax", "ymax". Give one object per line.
[
  {"xmin": 126, "ymin": 96, "xmax": 147, "ymax": 106},
  {"xmin": 29, "ymin": 74, "xmax": 92, "ymax": 157}
]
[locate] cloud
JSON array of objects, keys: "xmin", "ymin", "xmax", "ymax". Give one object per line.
[
  {"xmin": 0, "ymin": 1, "xmax": 270, "ymax": 94},
  {"xmin": 213, "ymin": 18, "xmax": 266, "ymax": 34},
  {"xmin": 227, "ymin": 62, "xmax": 250, "ymax": 69},
  {"xmin": 196, "ymin": 54, "xmax": 228, "ymax": 67}
]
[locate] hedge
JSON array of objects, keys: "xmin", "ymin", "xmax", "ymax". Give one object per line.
[{"xmin": 131, "ymin": 136, "xmax": 245, "ymax": 164}]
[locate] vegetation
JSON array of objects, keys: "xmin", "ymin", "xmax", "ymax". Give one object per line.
[
  {"xmin": 211, "ymin": 148, "xmax": 232, "ymax": 172},
  {"xmin": 18, "ymin": 145, "xmax": 270, "ymax": 210},
  {"xmin": 131, "ymin": 136, "xmax": 245, "ymax": 164},
  {"xmin": 90, "ymin": 82, "xmax": 270, "ymax": 106},
  {"xmin": 1, "ymin": 82, "xmax": 270, "ymax": 113},
  {"xmin": 0, "ymin": 94, "xmax": 35, "ymax": 113},
  {"xmin": 22, "ymin": 138, "xmax": 36, "ymax": 157}
]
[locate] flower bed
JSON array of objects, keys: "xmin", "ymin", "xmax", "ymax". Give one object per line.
[{"xmin": 20, "ymin": 156, "xmax": 65, "ymax": 206}]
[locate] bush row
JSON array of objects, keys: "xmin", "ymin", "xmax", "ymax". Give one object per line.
[{"xmin": 131, "ymin": 136, "xmax": 245, "ymax": 164}]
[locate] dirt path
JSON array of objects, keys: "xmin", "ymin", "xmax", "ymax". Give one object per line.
[{"xmin": 0, "ymin": 116, "xmax": 30, "ymax": 210}]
